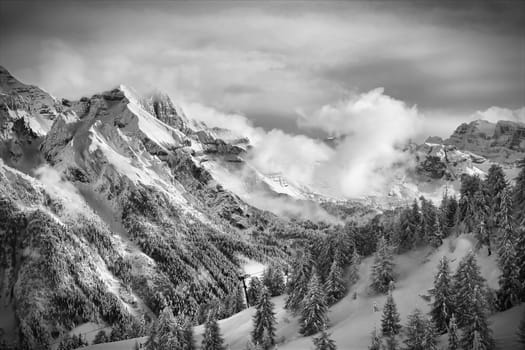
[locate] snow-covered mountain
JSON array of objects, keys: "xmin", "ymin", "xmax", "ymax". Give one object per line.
[{"xmin": 0, "ymin": 67, "xmax": 291, "ymax": 349}]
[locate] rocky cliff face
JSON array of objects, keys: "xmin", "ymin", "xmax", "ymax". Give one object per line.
[
  {"xmin": 0, "ymin": 68, "xmax": 288, "ymax": 349},
  {"xmin": 444, "ymin": 119, "xmax": 525, "ymax": 162}
]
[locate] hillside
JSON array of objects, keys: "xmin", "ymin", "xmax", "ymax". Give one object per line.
[{"xmin": 81, "ymin": 235, "xmax": 524, "ymax": 350}]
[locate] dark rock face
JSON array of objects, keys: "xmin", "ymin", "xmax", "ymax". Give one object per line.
[
  {"xmin": 416, "ymin": 155, "xmax": 447, "ymax": 179},
  {"xmin": 444, "ymin": 119, "xmax": 525, "ymax": 162}
]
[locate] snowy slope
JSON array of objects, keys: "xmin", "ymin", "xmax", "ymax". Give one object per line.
[{"xmin": 81, "ymin": 235, "xmax": 523, "ymax": 350}]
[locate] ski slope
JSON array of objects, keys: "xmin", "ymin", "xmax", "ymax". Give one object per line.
[{"xmin": 81, "ymin": 235, "xmax": 524, "ymax": 350}]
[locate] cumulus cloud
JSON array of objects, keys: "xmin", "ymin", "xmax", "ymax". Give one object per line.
[
  {"xmin": 472, "ymin": 106, "xmax": 525, "ymax": 124},
  {"xmin": 300, "ymin": 88, "xmax": 422, "ymax": 197},
  {"xmin": 187, "ymin": 88, "xmax": 422, "ymax": 200}
]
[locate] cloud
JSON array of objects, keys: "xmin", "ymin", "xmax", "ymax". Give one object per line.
[
  {"xmin": 472, "ymin": 106, "xmax": 525, "ymax": 124},
  {"xmin": 34, "ymin": 165, "xmax": 87, "ymax": 217},
  {"xmin": 1, "ymin": 1, "xmax": 523, "ymax": 132},
  {"xmin": 187, "ymin": 88, "xmax": 422, "ymax": 199},
  {"xmin": 300, "ymin": 88, "xmax": 422, "ymax": 197}
]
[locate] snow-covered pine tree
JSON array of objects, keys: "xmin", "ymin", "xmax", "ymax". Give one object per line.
[
  {"xmin": 452, "ymin": 251, "xmax": 487, "ymax": 328},
  {"xmin": 201, "ymin": 316, "xmax": 226, "ymax": 350},
  {"xmin": 518, "ymin": 310, "xmax": 525, "ymax": 345},
  {"xmin": 370, "ymin": 236, "xmax": 395, "ymax": 294},
  {"xmin": 285, "ymin": 250, "xmax": 312, "ymax": 313},
  {"xmin": 459, "ymin": 286, "xmax": 495, "ymax": 350},
  {"xmin": 448, "ymin": 314, "xmax": 459, "ymax": 350},
  {"xmin": 368, "ymin": 328, "xmax": 381, "ymax": 350},
  {"xmin": 251, "ymin": 287, "xmax": 276, "ymax": 349},
  {"xmin": 262, "ymin": 264, "xmax": 285, "ymax": 297},
  {"xmin": 422, "ymin": 318, "xmax": 438, "ymax": 350},
  {"xmin": 485, "ymin": 164, "xmax": 508, "ymax": 239},
  {"xmin": 496, "ymin": 189, "xmax": 521, "ymax": 310},
  {"xmin": 429, "ymin": 256, "xmax": 454, "ymax": 333},
  {"xmin": 146, "ymin": 307, "xmax": 180, "ymax": 350},
  {"xmin": 517, "ymin": 226, "xmax": 525, "ymax": 302},
  {"xmin": 429, "ymin": 212, "xmax": 443, "ymax": 248},
  {"xmin": 384, "ymin": 335, "xmax": 398, "ymax": 350},
  {"xmin": 381, "ymin": 290, "xmax": 401, "ymax": 336},
  {"xmin": 325, "ymin": 259, "xmax": 347, "ymax": 305},
  {"xmin": 404, "ymin": 309, "xmax": 426, "ymax": 350},
  {"xmin": 513, "ymin": 157, "xmax": 525, "ymax": 223},
  {"xmin": 248, "ymin": 277, "xmax": 264, "ymax": 307},
  {"xmin": 313, "ymin": 328, "xmax": 337, "ymax": 350},
  {"xmin": 348, "ymin": 248, "xmax": 360, "ymax": 286},
  {"xmin": 300, "ymin": 271, "xmax": 328, "ymax": 336}
]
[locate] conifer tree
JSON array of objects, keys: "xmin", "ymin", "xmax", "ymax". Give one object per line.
[
  {"xmin": 430, "ymin": 256, "xmax": 454, "ymax": 333},
  {"xmin": 262, "ymin": 264, "xmax": 285, "ymax": 297},
  {"xmin": 429, "ymin": 212, "xmax": 443, "ymax": 248},
  {"xmin": 404, "ymin": 309, "xmax": 426, "ymax": 350},
  {"xmin": 313, "ymin": 328, "xmax": 337, "ymax": 350},
  {"xmin": 285, "ymin": 251, "xmax": 312, "ymax": 312},
  {"xmin": 496, "ymin": 189, "xmax": 521, "ymax": 310},
  {"xmin": 452, "ymin": 251, "xmax": 486, "ymax": 328},
  {"xmin": 485, "ymin": 164, "xmax": 508, "ymax": 238},
  {"xmin": 517, "ymin": 310, "xmax": 525, "ymax": 346},
  {"xmin": 248, "ymin": 277, "xmax": 263, "ymax": 306},
  {"xmin": 348, "ymin": 248, "xmax": 360, "ymax": 286},
  {"xmin": 300, "ymin": 272, "xmax": 328, "ymax": 336},
  {"xmin": 513, "ymin": 158, "xmax": 525, "ymax": 223},
  {"xmin": 201, "ymin": 317, "xmax": 226, "ymax": 350},
  {"xmin": 460, "ymin": 286, "xmax": 494, "ymax": 350},
  {"xmin": 325, "ymin": 259, "xmax": 347, "ymax": 305},
  {"xmin": 422, "ymin": 319, "xmax": 438, "ymax": 350},
  {"xmin": 146, "ymin": 307, "xmax": 181, "ymax": 350},
  {"xmin": 370, "ymin": 236, "xmax": 395, "ymax": 294},
  {"xmin": 381, "ymin": 290, "xmax": 401, "ymax": 337},
  {"xmin": 368, "ymin": 328, "xmax": 381, "ymax": 350},
  {"xmin": 448, "ymin": 314, "xmax": 459, "ymax": 350},
  {"xmin": 251, "ymin": 288, "xmax": 276, "ymax": 349},
  {"xmin": 383, "ymin": 334, "xmax": 398, "ymax": 350},
  {"xmin": 517, "ymin": 226, "xmax": 525, "ymax": 302}
]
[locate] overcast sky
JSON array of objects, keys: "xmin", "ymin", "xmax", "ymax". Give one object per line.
[{"xmin": 1, "ymin": 0, "xmax": 524, "ymax": 136}]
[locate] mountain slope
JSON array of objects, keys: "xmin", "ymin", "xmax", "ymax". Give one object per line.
[{"xmin": 0, "ymin": 68, "xmax": 291, "ymax": 349}]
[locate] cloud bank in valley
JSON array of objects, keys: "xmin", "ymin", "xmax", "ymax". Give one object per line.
[{"xmin": 186, "ymin": 88, "xmax": 422, "ymax": 199}]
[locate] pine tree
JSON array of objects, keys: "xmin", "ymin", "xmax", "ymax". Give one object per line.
[
  {"xmin": 93, "ymin": 330, "xmax": 108, "ymax": 344},
  {"xmin": 313, "ymin": 328, "xmax": 337, "ymax": 350},
  {"xmin": 370, "ymin": 236, "xmax": 395, "ymax": 294},
  {"xmin": 517, "ymin": 226, "xmax": 525, "ymax": 302},
  {"xmin": 201, "ymin": 317, "xmax": 226, "ymax": 350},
  {"xmin": 496, "ymin": 189, "xmax": 521, "ymax": 310},
  {"xmin": 460, "ymin": 286, "xmax": 495, "ymax": 350},
  {"xmin": 381, "ymin": 290, "xmax": 401, "ymax": 336},
  {"xmin": 452, "ymin": 251, "xmax": 486, "ymax": 328},
  {"xmin": 517, "ymin": 310, "xmax": 525, "ymax": 346},
  {"xmin": 422, "ymin": 319, "xmax": 438, "ymax": 350},
  {"xmin": 383, "ymin": 334, "xmax": 398, "ymax": 350},
  {"xmin": 285, "ymin": 251, "xmax": 312, "ymax": 313},
  {"xmin": 248, "ymin": 277, "xmax": 263, "ymax": 307},
  {"xmin": 262, "ymin": 264, "xmax": 285, "ymax": 297},
  {"xmin": 146, "ymin": 307, "xmax": 182, "ymax": 350},
  {"xmin": 448, "ymin": 314, "xmax": 459, "ymax": 350},
  {"xmin": 404, "ymin": 309, "xmax": 426, "ymax": 350},
  {"xmin": 251, "ymin": 288, "xmax": 276, "ymax": 349},
  {"xmin": 429, "ymin": 212, "xmax": 443, "ymax": 248},
  {"xmin": 368, "ymin": 328, "xmax": 381, "ymax": 350},
  {"xmin": 325, "ymin": 259, "xmax": 347, "ymax": 305},
  {"xmin": 300, "ymin": 272, "xmax": 328, "ymax": 336},
  {"xmin": 485, "ymin": 164, "xmax": 508, "ymax": 241},
  {"xmin": 348, "ymin": 248, "xmax": 360, "ymax": 286},
  {"xmin": 430, "ymin": 256, "xmax": 454, "ymax": 334},
  {"xmin": 513, "ymin": 158, "xmax": 525, "ymax": 224}
]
